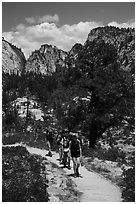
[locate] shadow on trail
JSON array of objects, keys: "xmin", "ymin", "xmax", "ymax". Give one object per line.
[
  {"xmin": 67, "ymin": 173, "xmax": 83, "ymax": 178},
  {"xmin": 60, "ymin": 166, "xmax": 71, "ymax": 170},
  {"xmin": 67, "ymin": 173, "xmax": 75, "ymax": 177}
]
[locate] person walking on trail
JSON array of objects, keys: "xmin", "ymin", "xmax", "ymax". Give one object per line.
[
  {"xmin": 57, "ymin": 129, "xmax": 70, "ymax": 164},
  {"xmin": 62, "ymin": 135, "xmax": 71, "ymax": 169},
  {"xmin": 56, "ymin": 131, "xmax": 63, "ymax": 162},
  {"xmin": 69, "ymin": 133, "xmax": 82, "ymax": 177},
  {"xmin": 45, "ymin": 129, "xmax": 53, "ymax": 157}
]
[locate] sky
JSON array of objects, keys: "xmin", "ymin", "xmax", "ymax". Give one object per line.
[{"xmin": 2, "ymin": 2, "xmax": 135, "ymax": 58}]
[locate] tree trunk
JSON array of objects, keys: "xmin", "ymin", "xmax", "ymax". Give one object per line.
[
  {"xmin": 88, "ymin": 128, "xmax": 98, "ymax": 149},
  {"xmin": 89, "ymin": 135, "xmax": 96, "ymax": 149},
  {"xmin": 88, "ymin": 121, "xmax": 110, "ymax": 149}
]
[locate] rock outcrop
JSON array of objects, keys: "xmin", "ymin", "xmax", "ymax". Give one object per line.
[
  {"xmin": 85, "ymin": 26, "xmax": 135, "ymax": 73},
  {"xmin": 25, "ymin": 26, "xmax": 134, "ymax": 75},
  {"xmin": 2, "ymin": 38, "xmax": 26, "ymax": 75},
  {"xmin": 25, "ymin": 44, "xmax": 68, "ymax": 75},
  {"xmin": 2, "ymin": 26, "xmax": 135, "ymax": 76},
  {"xmin": 67, "ymin": 43, "xmax": 83, "ymax": 68},
  {"xmin": 69, "ymin": 43, "xmax": 83, "ymax": 60}
]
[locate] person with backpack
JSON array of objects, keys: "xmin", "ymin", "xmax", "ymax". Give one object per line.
[
  {"xmin": 61, "ymin": 135, "xmax": 71, "ymax": 169},
  {"xmin": 45, "ymin": 129, "xmax": 53, "ymax": 157},
  {"xmin": 69, "ymin": 132, "xmax": 82, "ymax": 177},
  {"xmin": 56, "ymin": 129, "xmax": 71, "ymax": 168}
]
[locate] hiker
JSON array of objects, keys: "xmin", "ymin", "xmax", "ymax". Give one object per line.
[
  {"xmin": 45, "ymin": 129, "xmax": 53, "ymax": 157},
  {"xmin": 61, "ymin": 135, "xmax": 71, "ymax": 169},
  {"xmin": 56, "ymin": 129, "xmax": 68, "ymax": 163},
  {"xmin": 69, "ymin": 132, "xmax": 82, "ymax": 177},
  {"xmin": 56, "ymin": 131, "xmax": 63, "ymax": 162}
]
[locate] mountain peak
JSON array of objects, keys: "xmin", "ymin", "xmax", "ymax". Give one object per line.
[
  {"xmin": 86, "ymin": 26, "xmax": 135, "ymax": 45},
  {"xmin": 25, "ymin": 44, "xmax": 68, "ymax": 75},
  {"xmin": 69, "ymin": 43, "xmax": 83, "ymax": 54},
  {"xmin": 2, "ymin": 38, "xmax": 26, "ymax": 75},
  {"xmin": 83, "ymin": 26, "xmax": 135, "ymax": 73}
]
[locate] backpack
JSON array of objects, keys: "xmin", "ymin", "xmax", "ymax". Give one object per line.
[
  {"xmin": 63, "ymin": 138, "xmax": 69, "ymax": 148},
  {"xmin": 70, "ymin": 139, "xmax": 80, "ymax": 152}
]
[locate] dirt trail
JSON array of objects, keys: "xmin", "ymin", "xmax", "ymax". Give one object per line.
[{"xmin": 25, "ymin": 145, "xmax": 122, "ymax": 202}]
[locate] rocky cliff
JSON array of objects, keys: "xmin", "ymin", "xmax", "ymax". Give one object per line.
[
  {"xmin": 66, "ymin": 43, "xmax": 83, "ymax": 68},
  {"xmin": 25, "ymin": 44, "xmax": 68, "ymax": 75},
  {"xmin": 85, "ymin": 26, "xmax": 135, "ymax": 73},
  {"xmin": 69, "ymin": 43, "xmax": 83, "ymax": 60},
  {"xmin": 2, "ymin": 38, "xmax": 26, "ymax": 75},
  {"xmin": 2, "ymin": 26, "xmax": 134, "ymax": 76},
  {"xmin": 25, "ymin": 26, "xmax": 134, "ymax": 75}
]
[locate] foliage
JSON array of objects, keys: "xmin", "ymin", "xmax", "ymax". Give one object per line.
[
  {"xmin": 97, "ymin": 147, "xmax": 126, "ymax": 162},
  {"xmin": 2, "ymin": 26, "xmax": 135, "ymax": 202},
  {"xmin": 83, "ymin": 144, "xmax": 126, "ymax": 162},
  {"xmin": 49, "ymin": 35, "xmax": 134, "ymax": 147},
  {"xmin": 2, "ymin": 146, "xmax": 49, "ymax": 202},
  {"xmin": 2, "ymin": 72, "xmax": 58, "ymax": 105},
  {"xmin": 2, "ymin": 26, "xmax": 135, "ymax": 149},
  {"xmin": 2, "ymin": 131, "xmax": 23, "ymax": 145},
  {"xmin": 122, "ymin": 165, "xmax": 135, "ymax": 202},
  {"xmin": 2, "ymin": 71, "xmax": 58, "ymax": 132}
]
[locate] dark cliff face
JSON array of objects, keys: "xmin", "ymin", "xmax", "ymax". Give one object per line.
[
  {"xmin": 67, "ymin": 43, "xmax": 83, "ymax": 67},
  {"xmin": 2, "ymin": 38, "xmax": 26, "ymax": 75},
  {"xmin": 69, "ymin": 43, "xmax": 83, "ymax": 58},
  {"xmin": 86, "ymin": 26, "xmax": 134, "ymax": 45},
  {"xmin": 85, "ymin": 26, "xmax": 135, "ymax": 73},
  {"xmin": 25, "ymin": 44, "xmax": 68, "ymax": 75}
]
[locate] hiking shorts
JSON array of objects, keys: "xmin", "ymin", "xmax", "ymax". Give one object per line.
[{"xmin": 71, "ymin": 151, "xmax": 80, "ymax": 158}]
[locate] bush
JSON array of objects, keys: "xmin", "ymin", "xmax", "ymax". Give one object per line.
[
  {"xmin": 2, "ymin": 131, "xmax": 23, "ymax": 145},
  {"xmin": 122, "ymin": 166, "xmax": 135, "ymax": 202},
  {"xmin": 88, "ymin": 147, "xmax": 126, "ymax": 162},
  {"xmin": 2, "ymin": 146, "xmax": 49, "ymax": 202}
]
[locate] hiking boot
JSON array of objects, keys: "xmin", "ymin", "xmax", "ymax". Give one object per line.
[
  {"xmin": 76, "ymin": 172, "xmax": 80, "ymax": 177},
  {"xmin": 76, "ymin": 168, "xmax": 80, "ymax": 177},
  {"xmin": 73, "ymin": 173, "xmax": 77, "ymax": 178}
]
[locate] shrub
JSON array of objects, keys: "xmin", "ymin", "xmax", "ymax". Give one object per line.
[
  {"xmin": 122, "ymin": 165, "xmax": 135, "ymax": 202},
  {"xmin": 2, "ymin": 131, "xmax": 23, "ymax": 145},
  {"xmin": 2, "ymin": 146, "xmax": 49, "ymax": 202},
  {"xmin": 89, "ymin": 147, "xmax": 126, "ymax": 162}
]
